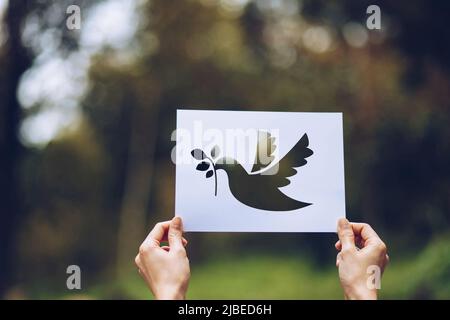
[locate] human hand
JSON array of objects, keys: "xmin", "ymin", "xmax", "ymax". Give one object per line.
[
  {"xmin": 335, "ymin": 218, "xmax": 389, "ymax": 300},
  {"xmin": 135, "ymin": 217, "xmax": 190, "ymax": 300}
]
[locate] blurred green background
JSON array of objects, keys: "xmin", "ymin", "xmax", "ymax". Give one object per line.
[{"xmin": 0, "ymin": 0, "xmax": 449, "ymax": 299}]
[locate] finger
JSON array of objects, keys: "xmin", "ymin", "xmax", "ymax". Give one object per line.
[
  {"xmin": 168, "ymin": 216, "xmax": 184, "ymax": 251},
  {"xmin": 335, "ymin": 240, "xmax": 341, "ymax": 251},
  {"xmin": 350, "ymin": 223, "xmax": 381, "ymax": 247},
  {"xmin": 135, "ymin": 254, "xmax": 141, "ymax": 268},
  {"xmin": 354, "ymin": 235, "xmax": 365, "ymax": 249},
  {"xmin": 144, "ymin": 221, "xmax": 171, "ymax": 248},
  {"xmin": 336, "ymin": 252, "xmax": 342, "ymax": 267},
  {"xmin": 160, "ymin": 236, "xmax": 188, "ymax": 247},
  {"xmin": 335, "ymin": 238, "xmax": 362, "ymax": 250},
  {"xmin": 337, "ymin": 218, "xmax": 355, "ymax": 251}
]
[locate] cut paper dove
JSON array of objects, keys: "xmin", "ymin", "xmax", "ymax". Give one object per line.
[
  {"xmin": 175, "ymin": 109, "xmax": 345, "ymax": 233},
  {"xmin": 191, "ymin": 131, "xmax": 314, "ymax": 211}
]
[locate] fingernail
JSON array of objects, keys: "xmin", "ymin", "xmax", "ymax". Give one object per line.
[
  {"xmin": 172, "ymin": 216, "xmax": 182, "ymax": 228},
  {"xmin": 338, "ymin": 218, "xmax": 349, "ymax": 229}
]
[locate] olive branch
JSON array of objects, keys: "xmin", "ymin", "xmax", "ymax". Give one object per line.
[{"xmin": 190, "ymin": 145, "xmax": 220, "ymax": 196}]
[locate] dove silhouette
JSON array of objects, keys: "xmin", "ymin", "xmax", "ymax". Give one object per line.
[{"xmin": 191, "ymin": 131, "xmax": 313, "ymax": 211}]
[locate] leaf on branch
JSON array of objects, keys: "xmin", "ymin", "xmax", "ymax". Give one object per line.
[
  {"xmin": 206, "ymin": 170, "xmax": 213, "ymax": 178},
  {"xmin": 191, "ymin": 149, "xmax": 206, "ymax": 160},
  {"xmin": 196, "ymin": 162, "xmax": 210, "ymax": 171}
]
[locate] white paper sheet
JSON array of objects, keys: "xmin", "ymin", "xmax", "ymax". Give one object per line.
[{"xmin": 175, "ymin": 109, "xmax": 345, "ymax": 232}]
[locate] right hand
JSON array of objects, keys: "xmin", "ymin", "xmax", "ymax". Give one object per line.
[{"xmin": 335, "ymin": 218, "xmax": 389, "ymax": 300}]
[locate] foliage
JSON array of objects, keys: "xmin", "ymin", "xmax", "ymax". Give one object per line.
[{"xmin": 0, "ymin": 0, "xmax": 449, "ymax": 299}]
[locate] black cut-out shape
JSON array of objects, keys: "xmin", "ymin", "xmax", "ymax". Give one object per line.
[
  {"xmin": 214, "ymin": 132, "xmax": 313, "ymax": 211},
  {"xmin": 191, "ymin": 147, "xmax": 218, "ymax": 196},
  {"xmin": 196, "ymin": 162, "xmax": 210, "ymax": 171},
  {"xmin": 190, "ymin": 132, "xmax": 313, "ymax": 211},
  {"xmin": 191, "ymin": 149, "xmax": 206, "ymax": 160}
]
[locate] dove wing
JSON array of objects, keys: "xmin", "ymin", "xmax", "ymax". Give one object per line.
[{"xmin": 260, "ymin": 133, "xmax": 313, "ymax": 187}]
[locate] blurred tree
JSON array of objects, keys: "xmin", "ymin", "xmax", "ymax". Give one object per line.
[
  {"xmin": 0, "ymin": 0, "xmax": 100, "ymax": 297},
  {"xmin": 301, "ymin": 0, "xmax": 450, "ymax": 86},
  {"xmin": 0, "ymin": 0, "xmax": 32, "ymax": 297},
  {"xmin": 1, "ymin": 0, "xmax": 449, "ymax": 298},
  {"xmin": 84, "ymin": 57, "xmax": 161, "ymax": 278},
  {"xmin": 80, "ymin": 0, "xmax": 450, "ymax": 267}
]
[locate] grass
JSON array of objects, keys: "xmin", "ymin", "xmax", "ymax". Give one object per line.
[
  {"xmin": 23, "ymin": 234, "xmax": 450, "ymax": 299},
  {"xmin": 187, "ymin": 256, "xmax": 342, "ymax": 299}
]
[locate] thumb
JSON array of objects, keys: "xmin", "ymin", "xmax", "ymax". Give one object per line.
[
  {"xmin": 337, "ymin": 218, "xmax": 355, "ymax": 251},
  {"xmin": 168, "ymin": 216, "xmax": 184, "ymax": 251}
]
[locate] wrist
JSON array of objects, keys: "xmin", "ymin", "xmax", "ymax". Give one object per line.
[
  {"xmin": 345, "ymin": 285, "xmax": 378, "ymax": 300},
  {"xmin": 154, "ymin": 286, "xmax": 186, "ymax": 300}
]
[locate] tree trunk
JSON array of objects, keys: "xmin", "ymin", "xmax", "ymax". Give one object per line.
[
  {"xmin": 0, "ymin": 1, "xmax": 31, "ymax": 297},
  {"xmin": 115, "ymin": 98, "xmax": 160, "ymax": 279}
]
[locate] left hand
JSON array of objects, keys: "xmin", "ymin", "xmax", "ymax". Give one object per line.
[{"xmin": 135, "ymin": 217, "xmax": 190, "ymax": 300}]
